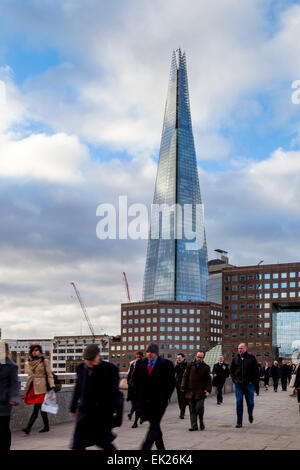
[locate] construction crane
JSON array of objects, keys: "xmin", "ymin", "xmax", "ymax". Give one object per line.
[
  {"xmin": 70, "ymin": 282, "xmax": 96, "ymax": 339},
  {"xmin": 122, "ymin": 272, "xmax": 131, "ymax": 302}
]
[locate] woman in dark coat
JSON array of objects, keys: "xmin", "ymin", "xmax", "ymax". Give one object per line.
[
  {"xmin": 22, "ymin": 344, "xmax": 54, "ymax": 434},
  {"xmin": 127, "ymin": 351, "xmax": 143, "ymax": 428},
  {"xmin": 262, "ymin": 362, "xmax": 270, "ymax": 391}
]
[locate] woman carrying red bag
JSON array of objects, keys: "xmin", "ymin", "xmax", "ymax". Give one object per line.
[{"xmin": 22, "ymin": 344, "xmax": 55, "ymax": 434}]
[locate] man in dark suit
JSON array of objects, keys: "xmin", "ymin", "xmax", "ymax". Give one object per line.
[
  {"xmin": 70, "ymin": 344, "xmax": 120, "ymax": 450},
  {"xmin": 174, "ymin": 353, "xmax": 187, "ymax": 418},
  {"xmin": 270, "ymin": 360, "xmax": 280, "ymax": 392},
  {"xmin": 212, "ymin": 355, "xmax": 230, "ymax": 405},
  {"xmin": 133, "ymin": 342, "xmax": 175, "ymax": 450},
  {"xmin": 181, "ymin": 350, "xmax": 212, "ymax": 431}
]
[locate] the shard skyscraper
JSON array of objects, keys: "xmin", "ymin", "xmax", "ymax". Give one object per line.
[{"xmin": 143, "ymin": 49, "xmax": 208, "ymax": 302}]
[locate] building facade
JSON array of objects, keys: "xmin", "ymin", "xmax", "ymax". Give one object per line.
[
  {"xmin": 143, "ymin": 49, "xmax": 208, "ymax": 302},
  {"xmin": 5, "ymin": 339, "xmax": 52, "ymax": 374},
  {"xmin": 222, "ymin": 262, "xmax": 300, "ymax": 362},
  {"xmin": 110, "ymin": 300, "xmax": 222, "ymax": 371},
  {"xmin": 52, "ymin": 335, "xmax": 109, "ymax": 373}
]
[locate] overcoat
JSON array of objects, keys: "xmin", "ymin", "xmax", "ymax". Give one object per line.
[
  {"xmin": 70, "ymin": 360, "xmax": 119, "ymax": 449},
  {"xmin": 181, "ymin": 361, "xmax": 212, "ymax": 400},
  {"xmin": 25, "ymin": 357, "xmax": 54, "ymax": 395},
  {"xmin": 0, "ymin": 357, "xmax": 19, "ymax": 416},
  {"xmin": 133, "ymin": 356, "xmax": 175, "ymax": 423}
]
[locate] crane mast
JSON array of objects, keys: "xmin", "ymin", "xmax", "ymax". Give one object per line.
[
  {"xmin": 70, "ymin": 282, "xmax": 96, "ymax": 339},
  {"xmin": 122, "ymin": 272, "xmax": 131, "ymax": 302}
]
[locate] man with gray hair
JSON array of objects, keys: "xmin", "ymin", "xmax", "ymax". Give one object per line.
[
  {"xmin": 133, "ymin": 342, "xmax": 175, "ymax": 450},
  {"xmin": 230, "ymin": 343, "xmax": 259, "ymax": 428}
]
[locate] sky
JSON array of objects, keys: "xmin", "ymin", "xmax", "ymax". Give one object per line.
[{"xmin": 1, "ymin": 0, "xmax": 300, "ymax": 339}]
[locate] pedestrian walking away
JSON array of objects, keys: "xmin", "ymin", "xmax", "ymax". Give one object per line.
[
  {"xmin": 230, "ymin": 343, "xmax": 259, "ymax": 428},
  {"xmin": 133, "ymin": 342, "xmax": 175, "ymax": 450},
  {"xmin": 254, "ymin": 363, "xmax": 262, "ymax": 396},
  {"xmin": 0, "ymin": 341, "xmax": 19, "ymax": 451},
  {"xmin": 22, "ymin": 344, "xmax": 54, "ymax": 435},
  {"xmin": 262, "ymin": 362, "xmax": 270, "ymax": 391},
  {"xmin": 70, "ymin": 344, "xmax": 120, "ymax": 450},
  {"xmin": 212, "ymin": 355, "xmax": 229, "ymax": 405},
  {"xmin": 174, "ymin": 353, "xmax": 187, "ymax": 418},
  {"xmin": 270, "ymin": 360, "xmax": 280, "ymax": 392},
  {"xmin": 127, "ymin": 351, "xmax": 143, "ymax": 428},
  {"xmin": 181, "ymin": 350, "xmax": 212, "ymax": 431},
  {"xmin": 280, "ymin": 360, "xmax": 289, "ymax": 391}
]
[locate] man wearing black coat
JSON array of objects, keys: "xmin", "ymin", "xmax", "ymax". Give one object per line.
[
  {"xmin": 280, "ymin": 360, "xmax": 289, "ymax": 391},
  {"xmin": 230, "ymin": 343, "xmax": 259, "ymax": 428},
  {"xmin": 0, "ymin": 342, "xmax": 19, "ymax": 451},
  {"xmin": 270, "ymin": 360, "xmax": 280, "ymax": 392},
  {"xmin": 70, "ymin": 344, "xmax": 120, "ymax": 450},
  {"xmin": 133, "ymin": 342, "xmax": 175, "ymax": 450},
  {"xmin": 174, "ymin": 353, "xmax": 187, "ymax": 418},
  {"xmin": 212, "ymin": 355, "xmax": 230, "ymax": 405}
]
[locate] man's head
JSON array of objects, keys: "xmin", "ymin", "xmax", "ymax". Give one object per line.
[
  {"xmin": 237, "ymin": 343, "xmax": 247, "ymax": 355},
  {"xmin": 282, "ymin": 359, "xmax": 286, "ymax": 365},
  {"xmin": 196, "ymin": 351, "xmax": 205, "ymax": 363},
  {"xmin": 219, "ymin": 355, "xmax": 224, "ymax": 363},
  {"xmin": 177, "ymin": 353, "xmax": 185, "ymax": 363},
  {"xmin": 135, "ymin": 351, "xmax": 143, "ymax": 361},
  {"xmin": 274, "ymin": 360, "xmax": 278, "ymax": 366},
  {"xmin": 146, "ymin": 342, "xmax": 159, "ymax": 361},
  {"xmin": 83, "ymin": 344, "xmax": 100, "ymax": 368}
]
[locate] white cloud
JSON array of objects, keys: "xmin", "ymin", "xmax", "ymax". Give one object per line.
[{"xmin": 0, "ymin": 132, "xmax": 89, "ymax": 183}]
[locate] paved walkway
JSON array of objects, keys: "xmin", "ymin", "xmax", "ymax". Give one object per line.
[{"xmin": 11, "ymin": 389, "xmax": 300, "ymax": 450}]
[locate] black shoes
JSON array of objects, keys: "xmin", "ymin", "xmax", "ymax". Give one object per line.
[
  {"xmin": 235, "ymin": 424, "xmax": 242, "ymax": 428},
  {"xmin": 128, "ymin": 413, "xmax": 132, "ymax": 420},
  {"xmin": 249, "ymin": 415, "xmax": 253, "ymax": 423},
  {"xmin": 22, "ymin": 427, "xmax": 30, "ymax": 435},
  {"xmin": 179, "ymin": 415, "xmax": 184, "ymax": 419},
  {"xmin": 131, "ymin": 423, "xmax": 138, "ymax": 428},
  {"xmin": 200, "ymin": 422, "xmax": 205, "ymax": 430},
  {"xmin": 39, "ymin": 427, "xmax": 49, "ymax": 433},
  {"xmin": 189, "ymin": 427, "xmax": 198, "ymax": 431}
]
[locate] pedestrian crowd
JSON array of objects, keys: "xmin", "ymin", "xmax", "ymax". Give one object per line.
[{"xmin": 0, "ymin": 339, "xmax": 300, "ymax": 451}]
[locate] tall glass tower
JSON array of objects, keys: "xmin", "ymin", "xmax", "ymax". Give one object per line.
[{"xmin": 143, "ymin": 49, "xmax": 208, "ymax": 301}]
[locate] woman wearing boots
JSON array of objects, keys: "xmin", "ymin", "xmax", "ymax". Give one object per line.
[{"xmin": 22, "ymin": 344, "xmax": 54, "ymax": 434}]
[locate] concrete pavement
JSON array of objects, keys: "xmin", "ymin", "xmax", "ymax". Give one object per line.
[{"xmin": 11, "ymin": 388, "xmax": 300, "ymax": 450}]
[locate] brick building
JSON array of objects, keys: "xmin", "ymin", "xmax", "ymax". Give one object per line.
[
  {"xmin": 110, "ymin": 300, "xmax": 222, "ymax": 371},
  {"xmin": 222, "ymin": 262, "xmax": 300, "ymax": 362}
]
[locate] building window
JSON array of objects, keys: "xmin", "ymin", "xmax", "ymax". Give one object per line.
[
  {"xmin": 168, "ymin": 309, "xmax": 172, "ymax": 313},
  {"xmin": 273, "ymin": 273, "xmax": 279, "ymax": 279},
  {"xmin": 264, "ymin": 323, "xmax": 270, "ymax": 328},
  {"xmin": 153, "ymin": 309, "xmax": 157, "ymax": 314},
  {"xmin": 281, "ymin": 292, "xmax": 287, "ymax": 298},
  {"xmin": 290, "ymin": 272, "xmax": 296, "ymax": 278},
  {"xmin": 281, "ymin": 273, "xmax": 287, "ymax": 278},
  {"xmin": 290, "ymin": 292, "xmax": 296, "ymax": 297},
  {"xmin": 273, "ymin": 283, "xmax": 278, "ymax": 289},
  {"xmin": 160, "ymin": 318, "xmax": 165, "ymax": 323},
  {"xmin": 264, "ymin": 274, "xmax": 270, "ymax": 279}
]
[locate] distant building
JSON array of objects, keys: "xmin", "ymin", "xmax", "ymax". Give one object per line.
[
  {"xmin": 222, "ymin": 262, "xmax": 300, "ymax": 362},
  {"xmin": 206, "ymin": 250, "xmax": 234, "ymax": 304},
  {"xmin": 5, "ymin": 339, "xmax": 52, "ymax": 374},
  {"xmin": 110, "ymin": 301, "xmax": 222, "ymax": 371},
  {"xmin": 52, "ymin": 335, "xmax": 109, "ymax": 373}
]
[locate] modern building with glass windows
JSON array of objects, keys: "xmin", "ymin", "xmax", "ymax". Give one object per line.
[
  {"xmin": 143, "ymin": 49, "xmax": 208, "ymax": 302},
  {"xmin": 222, "ymin": 262, "xmax": 300, "ymax": 362}
]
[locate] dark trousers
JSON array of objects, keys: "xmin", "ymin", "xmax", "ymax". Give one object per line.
[
  {"xmin": 0, "ymin": 416, "xmax": 11, "ymax": 451},
  {"xmin": 176, "ymin": 385, "xmax": 187, "ymax": 417},
  {"xmin": 235, "ymin": 383, "xmax": 254, "ymax": 426},
  {"xmin": 254, "ymin": 381, "xmax": 260, "ymax": 395},
  {"xmin": 141, "ymin": 419, "xmax": 165, "ymax": 450},
  {"xmin": 216, "ymin": 384, "xmax": 224, "ymax": 403},
  {"xmin": 297, "ymin": 389, "xmax": 300, "ymax": 403},
  {"xmin": 273, "ymin": 378, "xmax": 279, "ymax": 391},
  {"xmin": 188, "ymin": 397, "xmax": 205, "ymax": 429},
  {"xmin": 26, "ymin": 403, "xmax": 49, "ymax": 430},
  {"xmin": 281, "ymin": 377, "xmax": 288, "ymax": 391}
]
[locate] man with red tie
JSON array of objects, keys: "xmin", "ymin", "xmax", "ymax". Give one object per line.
[{"xmin": 132, "ymin": 342, "xmax": 175, "ymax": 450}]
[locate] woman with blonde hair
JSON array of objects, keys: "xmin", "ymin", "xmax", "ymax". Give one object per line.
[{"xmin": 22, "ymin": 344, "xmax": 54, "ymax": 434}]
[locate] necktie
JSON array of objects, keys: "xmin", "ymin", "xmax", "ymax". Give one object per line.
[{"xmin": 148, "ymin": 360, "xmax": 153, "ymax": 375}]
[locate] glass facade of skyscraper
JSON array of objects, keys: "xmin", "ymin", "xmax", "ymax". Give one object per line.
[
  {"xmin": 143, "ymin": 49, "xmax": 208, "ymax": 302},
  {"xmin": 272, "ymin": 310, "xmax": 300, "ymax": 361}
]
